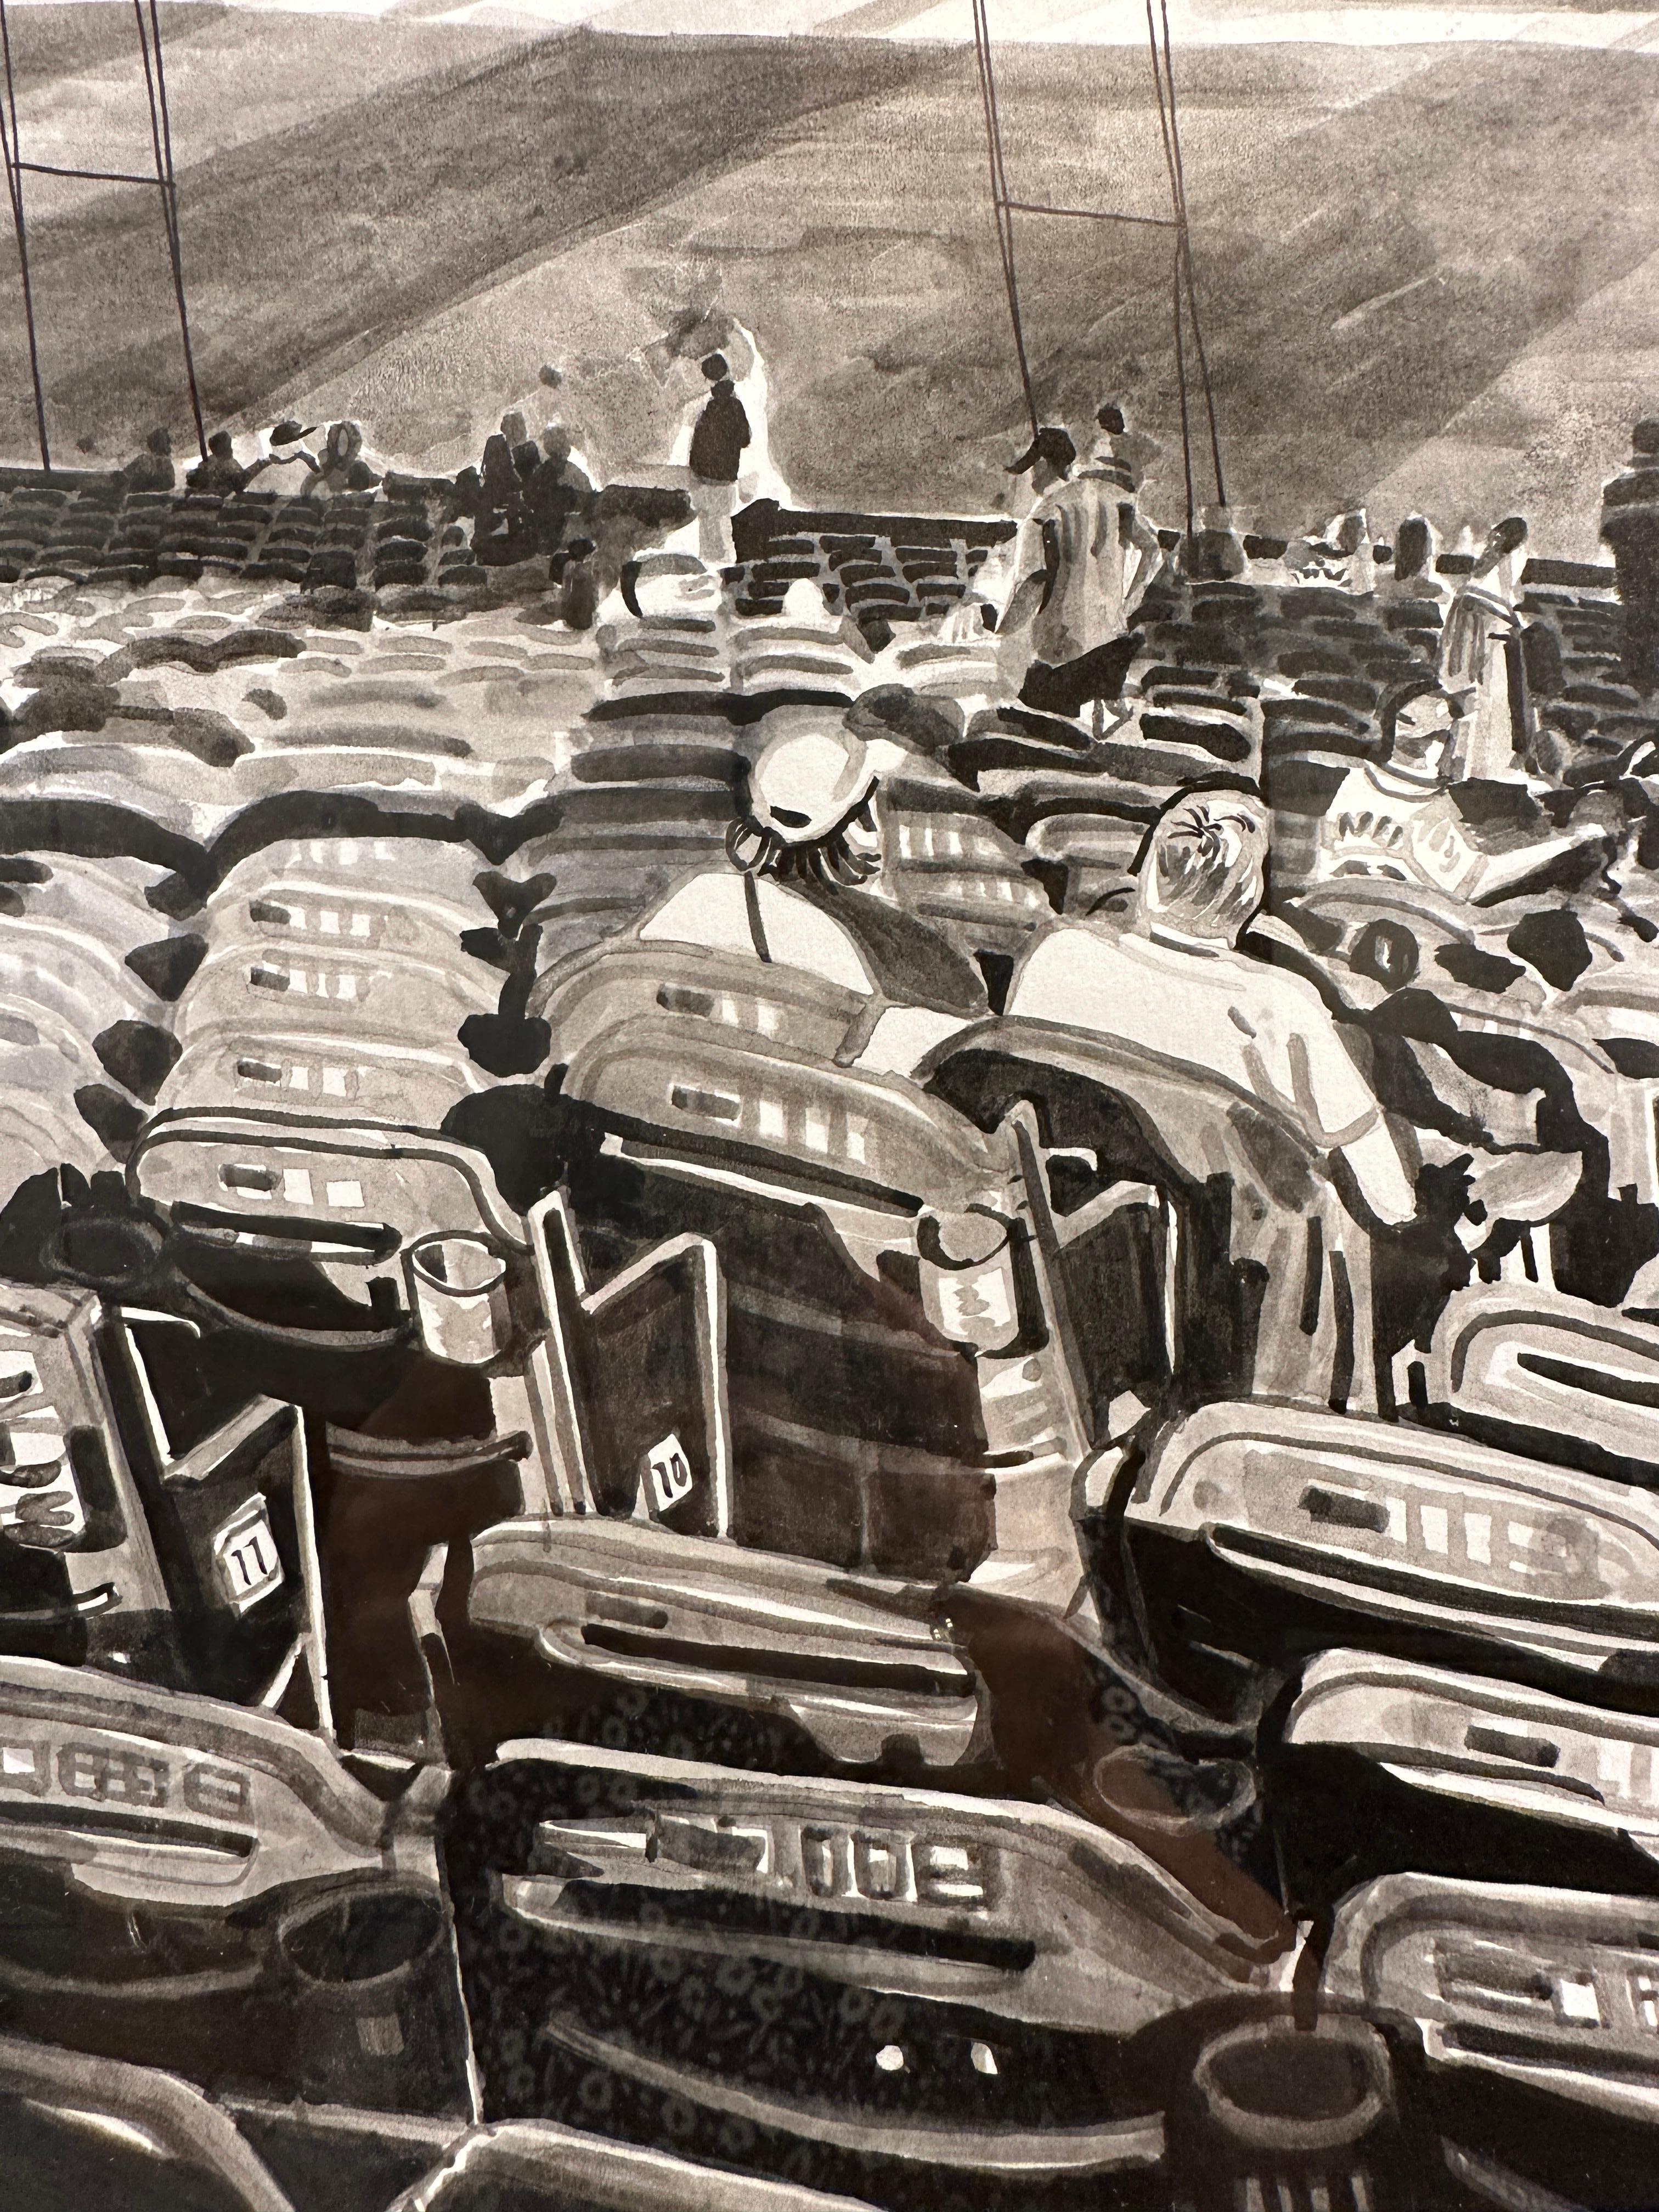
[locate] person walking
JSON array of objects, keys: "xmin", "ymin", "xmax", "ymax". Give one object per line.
[{"xmin": 1000, "ymin": 424, "xmax": 1164, "ymax": 720}]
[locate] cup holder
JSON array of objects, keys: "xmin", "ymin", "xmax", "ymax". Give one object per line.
[
  {"xmin": 1191, "ymin": 2013, "xmax": 1392, "ymax": 2160},
  {"xmin": 1093, "ymin": 1743, "xmax": 1256, "ymax": 1835},
  {"xmin": 42, "ymin": 1213, "xmax": 163, "ymax": 1295},
  {"xmin": 404, "ymin": 1233, "xmax": 511, "ymax": 1367},
  {"xmin": 276, "ymin": 1881, "xmax": 445, "ymax": 1995}
]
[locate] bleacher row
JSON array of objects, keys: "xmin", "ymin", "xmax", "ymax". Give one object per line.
[
  {"xmin": 728, "ymin": 501, "xmax": 1017, "ymax": 625},
  {"xmin": 0, "ymin": 467, "xmax": 1645, "ymax": 760},
  {"xmin": 0, "ymin": 472, "xmax": 471, "ymax": 598}
]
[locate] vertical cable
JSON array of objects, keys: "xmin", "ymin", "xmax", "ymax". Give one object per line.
[
  {"xmin": 0, "ymin": 0, "xmax": 48, "ymax": 470},
  {"xmin": 1170, "ymin": 234, "xmax": 1193, "ymax": 541},
  {"xmin": 1160, "ymin": 0, "xmax": 1225, "ymax": 510},
  {"xmin": 1146, "ymin": 0, "xmax": 1194, "ymax": 539},
  {"xmin": 133, "ymin": 0, "xmax": 205, "ymax": 461},
  {"xmin": 971, "ymin": 0, "xmax": 1039, "ymax": 441}
]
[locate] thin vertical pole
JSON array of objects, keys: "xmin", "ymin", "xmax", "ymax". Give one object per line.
[
  {"xmin": 0, "ymin": 0, "xmax": 48, "ymax": 471},
  {"xmin": 133, "ymin": 0, "xmax": 205, "ymax": 461},
  {"xmin": 1170, "ymin": 235, "xmax": 1193, "ymax": 540},
  {"xmin": 1146, "ymin": 0, "xmax": 1194, "ymax": 540},
  {"xmin": 971, "ymin": 0, "xmax": 1039, "ymax": 441},
  {"xmin": 1160, "ymin": 0, "xmax": 1225, "ymax": 510}
]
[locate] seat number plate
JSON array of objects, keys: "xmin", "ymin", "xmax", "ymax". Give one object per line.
[
  {"xmin": 647, "ymin": 1434, "xmax": 695, "ymax": 1514},
  {"xmin": 211, "ymin": 1498, "xmax": 283, "ymax": 1612}
]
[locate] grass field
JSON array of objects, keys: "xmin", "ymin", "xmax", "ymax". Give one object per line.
[{"xmin": 1, "ymin": 4, "xmax": 1655, "ymax": 551}]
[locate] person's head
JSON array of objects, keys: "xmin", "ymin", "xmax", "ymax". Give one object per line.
[
  {"xmin": 207, "ymin": 430, "xmax": 234, "ymax": 459},
  {"xmin": 145, "ymin": 427, "xmax": 171, "ymax": 456},
  {"xmin": 1634, "ymin": 418, "xmax": 1659, "ymax": 458},
  {"xmin": 1380, "ymin": 677, "xmax": 1461, "ymax": 779},
  {"xmin": 731, "ymin": 724, "xmax": 885, "ymax": 890},
  {"xmin": 1474, "ymin": 513, "xmax": 1527, "ymax": 575},
  {"xmin": 1136, "ymin": 788, "xmax": 1269, "ymax": 946},
  {"xmin": 500, "ymin": 409, "xmax": 528, "ymax": 448},
  {"xmin": 701, "ymin": 352, "xmax": 729, "ymax": 384},
  {"xmin": 1392, "ymin": 514, "xmax": 1433, "ymax": 582},
  {"xmin": 541, "ymin": 424, "xmax": 572, "ymax": 465},
  {"xmin": 1008, "ymin": 426, "xmax": 1076, "ymax": 490},
  {"xmin": 1097, "ymin": 401, "xmax": 1126, "ymax": 435}
]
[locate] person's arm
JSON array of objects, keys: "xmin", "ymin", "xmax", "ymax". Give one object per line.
[
  {"xmin": 1273, "ymin": 1003, "xmax": 1421, "ymax": 1227},
  {"xmin": 1122, "ymin": 507, "xmax": 1164, "ymax": 616},
  {"xmin": 998, "ymin": 516, "xmax": 1061, "ymax": 635},
  {"xmin": 850, "ymin": 1003, "xmax": 976, "ymax": 1076},
  {"xmin": 1334, "ymin": 1109, "xmax": 1420, "ymax": 1227}
]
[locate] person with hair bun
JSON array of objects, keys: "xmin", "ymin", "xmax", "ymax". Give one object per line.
[{"xmin": 1008, "ymin": 787, "xmax": 1418, "ymax": 1228}]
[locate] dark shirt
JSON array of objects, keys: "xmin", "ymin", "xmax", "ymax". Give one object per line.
[
  {"xmin": 689, "ymin": 383, "xmax": 751, "ymax": 486},
  {"xmin": 480, "ymin": 435, "xmax": 521, "ymax": 514},
  {"xmin": 187, "ymin": 454, "xmax": 250, "ymax": 495},
  {"xmin": 121, "ymin": 453, "xmax": 176, "ymax": 493},
  {"xmin": 1602, "ymin": 456, "xmax": 1659, "ymax": 544},
  {"xmin": 524, "ymin": 461, "xmax": 592, "ymax": 548},
  {"xmin": 558, "ymin": 558, "xmax": 598, "ymax": 631},
  {"xmin": 794, "ymin": 881, "xmax": 988, "ymax": 1018}
]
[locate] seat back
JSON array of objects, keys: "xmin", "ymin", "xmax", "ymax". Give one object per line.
[
  {"xmin": 527, "ymin": 1193, "xmax": 729, "ymax": 1540},
  {"xmin": 175, "ymin": 940, "xmax": 493, "ymax": 1054},
  {"xmin": 562, "ymin": 1012, "xmax": 999, "ymax": 1215},
  {"xmin": 531, "ymin": 1167, "xmax": 997, "ymax": 1581},
  {"xmin": 930, "ymin": 1019, "xmax": 1376, "ymax": 1417},
  {"xmin": 1128, "ymin": 1398, "xmax": 1659, "ymax": 1696},
  {"xmin": 155, "ymin": 1029, "xmax": 482, "ymax": 1131},
  {"xmin": 0, "ymin": 1285, "xmax": 176, "ymax": 1679},
  {"xmin": 129, "ymin": 1111, "xmax": 526, "ymax": 1262},
  {"xmin": 1407, "ymin": 1280, "xmax": 1659, "ymax": 1478},
  {"xmin": 532, "ymin": 935, "xmax": 865, "ymax": 1074}
]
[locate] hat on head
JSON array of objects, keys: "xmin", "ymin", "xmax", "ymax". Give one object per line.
[
  {"xmin": 1008, "ymin": 426, "xmax": 1077, "ymax": 479},
  {"xmin": 269, "ymin": 420, "xmax": 315, "ymax": 446},
  {"xmin": 748, "ymin": 727, "xmax": 880, "ymax": 847}
]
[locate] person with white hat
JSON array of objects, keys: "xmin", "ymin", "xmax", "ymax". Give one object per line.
[
  {"xmin": 244, "ymin": 419, "xmax": 320, "ymax": 482},
  {"xmin": 638, "ymin": 717, "xmax": 986, "ymax": 1072}
]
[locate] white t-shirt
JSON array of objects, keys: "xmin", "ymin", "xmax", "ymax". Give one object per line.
[
  {"xmin": 1009, "ymin": 922, "xmax": 1417, "ymax": 1224},
  {"xmin": 1318, "ymin": 761, "xmax": 1485, "ymax": 898},
  {"xmin": 637, "ymin": 872, "xmax": 976, "ymax": 1075},
  {"xmin": 640, "ymin": 871, "xmax": 873, "ymax": 995}
]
